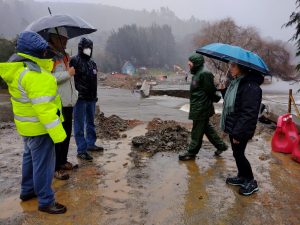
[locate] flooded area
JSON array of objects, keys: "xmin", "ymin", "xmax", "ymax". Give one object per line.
[{"xmin": 1, "ymin": 87, "xmax": 300, "ymax": 224}]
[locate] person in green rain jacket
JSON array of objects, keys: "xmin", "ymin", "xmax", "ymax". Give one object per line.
[{"xmin": 179, "ymin": 53, "xmax": 228, "ymax": 161}]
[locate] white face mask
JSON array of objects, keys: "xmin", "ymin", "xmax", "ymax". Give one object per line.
[{"xmin": 83, "ymin": 48, "xmax": 92, "ymax": 56}]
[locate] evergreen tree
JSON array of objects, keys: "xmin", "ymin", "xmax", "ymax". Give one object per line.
[{"xmin": 285, "ymin": 0, "xmax": 300, "ymax": 70}]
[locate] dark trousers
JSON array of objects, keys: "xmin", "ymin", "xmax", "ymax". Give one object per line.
[
  {"xmin": 74, "ymin": 99, "xmax": 97, "ymax": 154},
  {"xmin": 55, "ymin": 107, "xmax": 73, "ymax": 171},
  {"xmin": 229, "ymin": 135, "xmax": 254, "ymax": 180},
  {"xmin": 188, "ymin": 118, "xmax": 227, "ymax": 155},
  {"xmin": 22, "ymin": 134, "xmax": 55, "ymax": 207}
]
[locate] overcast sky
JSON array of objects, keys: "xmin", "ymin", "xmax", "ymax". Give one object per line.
[{"xmin": 37, "ymin": 0, "xmax": 297, "ymax": 42}]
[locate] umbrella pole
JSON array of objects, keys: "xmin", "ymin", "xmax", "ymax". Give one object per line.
[{"xmin": 47, "ymin": 7, "xmax": 68, "ymax": 59}]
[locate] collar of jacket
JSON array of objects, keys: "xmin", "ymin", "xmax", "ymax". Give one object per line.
[
  {"xmin": 17, "ymin": 53, "xmax": 54, "ymax": 72},
  {"xmin": 0, "ymin": 53, "xmax": 54, "ymax": 86}
]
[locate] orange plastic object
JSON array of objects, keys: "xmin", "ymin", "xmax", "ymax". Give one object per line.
[{"xmin": 271, "ymin": 114, "xmax": 299, "ymax": 154}]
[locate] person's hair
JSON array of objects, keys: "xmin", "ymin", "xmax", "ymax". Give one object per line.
[
  {"xmin": 48, "ymin": 33, "xmax": 55, "ymax": 44},
  {"xmin": 236, "ymin": 64, "xmax": 252, "ymax": 75},
  {"xmin": 236, "ymin": 63, "xmax": 264, "ymax": 84},
  {"xmin": 48, "ymin": 33, "xmax": 67, "ymax": 44}
]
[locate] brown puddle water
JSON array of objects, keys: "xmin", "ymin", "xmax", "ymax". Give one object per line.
[{"xmin": 0, "ymin": 124, "xmax": 300, "ymax": 225}]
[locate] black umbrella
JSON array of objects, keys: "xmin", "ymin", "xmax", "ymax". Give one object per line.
[{"xmin": 25, "ymin": 14, "xmax": 97, "ymax": 40}]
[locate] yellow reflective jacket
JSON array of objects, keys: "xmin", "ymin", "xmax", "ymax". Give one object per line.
[{"xmin": 0, "ymin": 53, "xmax": 66, "ymax": 143}]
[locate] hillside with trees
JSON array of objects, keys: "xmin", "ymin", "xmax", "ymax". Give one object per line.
[
  {"xmin": 0, "ymin": 0, "xmax": 205, "ymax": 41},
  {"xmin": 0, "ymin": 0, "xmax": 297, "ymax": 80}
]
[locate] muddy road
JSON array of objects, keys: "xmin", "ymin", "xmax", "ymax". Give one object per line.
[
  {"xmin": 1, "ymin": 121, "xmax": 300, "ymax": 225},
  {"xmin": 0, "ymin": 87, "xmax": 300, "ymax": 224}
]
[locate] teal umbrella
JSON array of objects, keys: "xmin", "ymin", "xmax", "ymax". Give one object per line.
[{"xmin": 196, "ymin": 43, "xmax": 269, "ymax": 74}]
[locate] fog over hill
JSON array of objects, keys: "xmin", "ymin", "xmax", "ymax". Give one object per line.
[
  {"xmin": 0, "ymin": 0, "xmax": 298, "ymax": 70},
  {"xmin": 0, "ymin": 0, "xmax": 205, "ymax": 41}
]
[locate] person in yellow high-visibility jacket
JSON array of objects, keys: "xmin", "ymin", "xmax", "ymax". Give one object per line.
[{"xmin": 0, "ymin": 31, "xmax": 67, "ymax": 214}]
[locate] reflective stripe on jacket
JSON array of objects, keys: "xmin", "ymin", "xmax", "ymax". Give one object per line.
[{"xmin": 0, "ymin": 53, "xmax": 66, "ymax": 143}]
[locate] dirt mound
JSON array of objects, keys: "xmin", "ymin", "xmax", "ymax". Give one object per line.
[
  {"xmin": 132, "ymin": 118, "xmax": 190, "ymax": 154},
  {"xmin": 95, "ymin": 112, "xmax": 142, "ymax": 140},
  {"xmin": 102, "ymin": 75, "xmax": 140, "ymax": 90}
]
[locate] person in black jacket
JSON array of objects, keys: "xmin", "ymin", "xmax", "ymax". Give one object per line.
[
  {"xmin": 70, "ymin": 37, "xmax": 103, "ymax": 161},
  {"xmin": 221, "ymin": 62, "xmax": 263, "ymax": 196}
]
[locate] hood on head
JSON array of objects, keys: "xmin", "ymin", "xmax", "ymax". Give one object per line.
[
  {"xmin": 78, "ymin": 37, "xmax": 93, "ymax": 58},
  {"xmin": 189, "ymin": 53, "xmax": 204, "ymax": 74},
  {"xmin": 17, "ymin": 31, "xmax": 48, "ymax": 58}
]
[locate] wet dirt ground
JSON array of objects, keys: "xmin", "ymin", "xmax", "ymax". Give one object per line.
[
  {"xmin": 1, "ymin": 87, "xmax": 300, "ymax": 224},
  {"xmin": 1, "ymin": 122, "xmax": 300, "ymax": 224}
]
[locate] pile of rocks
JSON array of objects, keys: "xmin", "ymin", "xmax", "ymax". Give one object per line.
[
  {"xmin": 132, "ymin": 118, "xmax": 190, "ymax": 155},
  {"xmin": 95, "ymin": 112, "xmax": 142, "ymax": 140}
]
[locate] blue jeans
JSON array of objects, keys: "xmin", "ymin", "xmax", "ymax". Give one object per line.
[
  {"xmin": 74, "ymin": 99, "xmax": 97, "ymax": 154},
  {"xmin": 21, "ymin": 134, "xmax": 55, "ymax": 207}
]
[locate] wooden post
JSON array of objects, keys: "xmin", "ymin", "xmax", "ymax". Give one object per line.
[
  {"xmin": 290, "ymin": 94, "xmax": 300, "ymax": 117},
  {"xmin": 288, "ymin": 89, "xmax": 292, "ymax": 114}
]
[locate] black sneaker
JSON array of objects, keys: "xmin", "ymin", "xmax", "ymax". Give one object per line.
[
  {"xmin": 239, "ymin": 179, "xmax": 259, "ymax": 196},
  {"xmin": 226, "ymin": 176, "xmax": 246, "ymax": 187},
  {"xmin": 87, "ymin": 145, "xmax": 104, "ymax": 152},
  {"xmin": 178, "ymin": 152, "xmax": 196, "ymax": 161},
  {"xmin": 77, "ymin": 152, "xmax": 93, "ymax": 161},
  {"xmin": 20, "ymin": 192, "xmax": 36, "ymax": 201}
]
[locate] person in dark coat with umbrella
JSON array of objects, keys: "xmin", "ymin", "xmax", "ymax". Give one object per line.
[
  {"xmin": 47, "ymin": 27, "xmax": 77, "ymax": 180},
  {"xmin": 179, "ymin": 53, "xmax": 228, "ymax": 161},
  {"xmin": 221, "ymin": 62, "xmax": 263, "ymax": 196}
]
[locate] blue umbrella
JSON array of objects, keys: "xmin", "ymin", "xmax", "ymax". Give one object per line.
[{"xmin": 196, "ymin": 43, "xmax": 269, "ymax": 74}]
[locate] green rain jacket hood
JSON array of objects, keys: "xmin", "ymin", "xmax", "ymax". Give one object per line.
[{"xmin": 189, "ymin": 53, "xmax": 204, "ymax": 75}]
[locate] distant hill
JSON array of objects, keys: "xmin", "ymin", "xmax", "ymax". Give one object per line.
[{"xmin": 0, "ymin": 0, "xmax": 205, "ymax": 41}]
